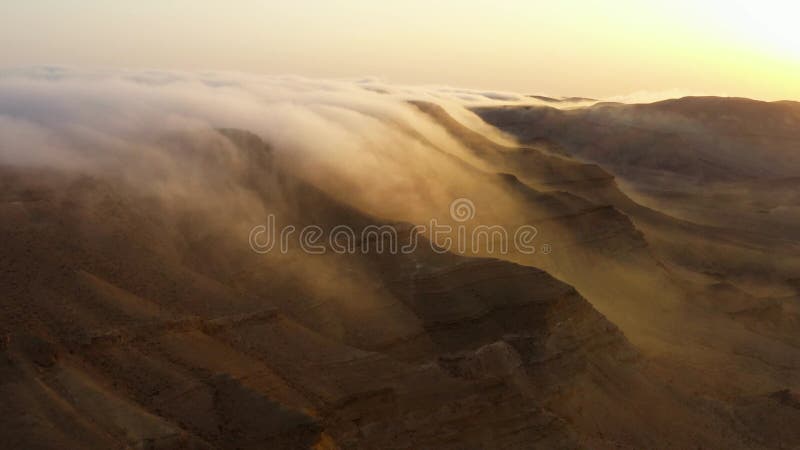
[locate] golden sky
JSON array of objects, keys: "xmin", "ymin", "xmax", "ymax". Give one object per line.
[{"xmin": 2, "ymin": 0, "xmax": 799, "ymax": 101}]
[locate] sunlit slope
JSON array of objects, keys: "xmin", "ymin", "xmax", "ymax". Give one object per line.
[{"xmin": 418, "ymin": 102, "xmax": 800, "ymax": 426}]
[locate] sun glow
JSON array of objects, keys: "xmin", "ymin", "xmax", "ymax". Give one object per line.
[
  {"xmin": 704, "ymin": 0, "xmax": 800, "ymax": 59},
  {"xmin": 1, "ymin": 1, "xmax": 799, "ymax": 100}
]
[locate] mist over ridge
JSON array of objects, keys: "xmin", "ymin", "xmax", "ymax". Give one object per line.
[{"xmin": 2, "ymin": 67, "xmax": 800, "ymax": 449}]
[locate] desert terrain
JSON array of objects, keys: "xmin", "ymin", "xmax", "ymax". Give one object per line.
[{"xmin": 1, "ymin": 72, "xmax": 799, "ymax": 449}]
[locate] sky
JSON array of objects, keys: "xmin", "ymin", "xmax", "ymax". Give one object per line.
[{"xmin": 2, "ymin": 0, "xmax": 799, "ymax": 101}]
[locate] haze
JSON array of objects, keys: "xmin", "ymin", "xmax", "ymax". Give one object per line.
[{"xmin": 2, "ymin": 0, "xmax": 799, "ymax": 101}]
